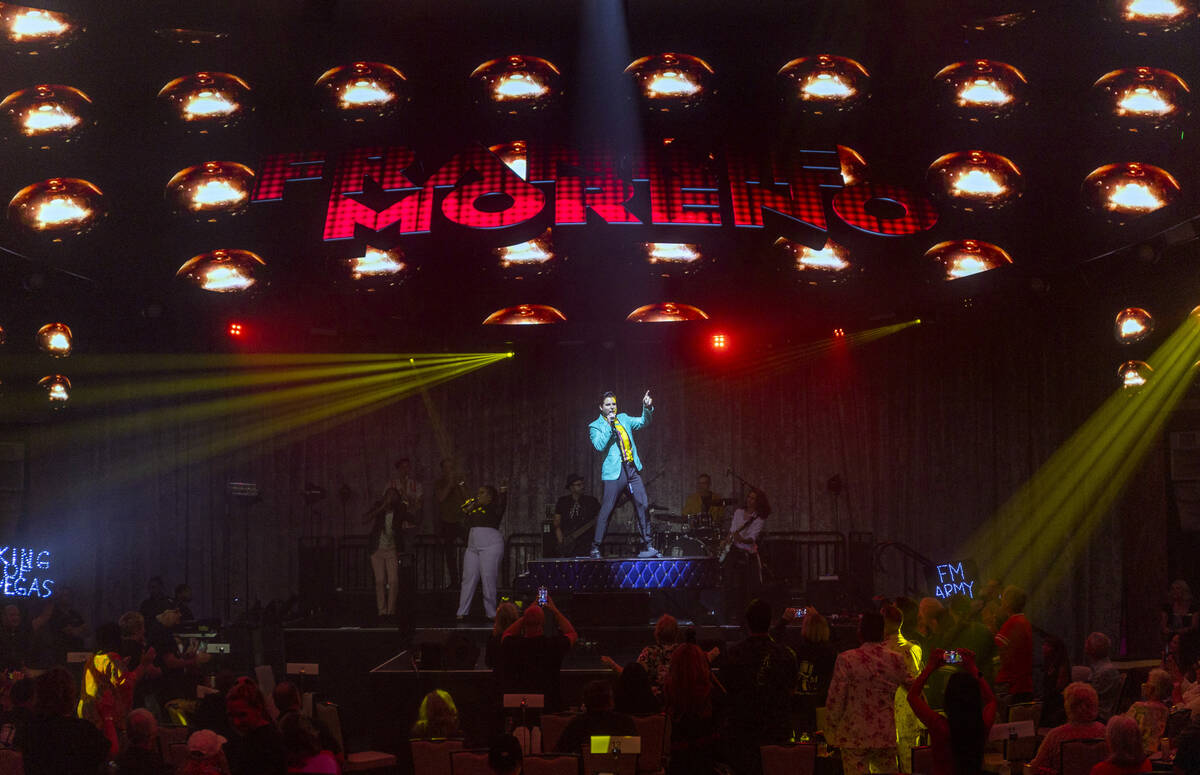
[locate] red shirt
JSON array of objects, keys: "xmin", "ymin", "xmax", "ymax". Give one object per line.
[
  {"xmin": 995, "ymin": 614, "xmax": 1034, "ymax": 694},
  {"xmin": 1089, "ymin": 759, "xmax": 1151, "ymax": 775}
]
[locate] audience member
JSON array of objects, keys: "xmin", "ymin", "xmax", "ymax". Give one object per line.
[
  {"xmin": 279, "ymin": 711, "xmax": 339, "ymax": 774},
  {"xmin": 499, "ymin": 597, "xmax": 577, "ymax": 710},
  {"xmin": 274, "ymin": 681, "xmax": 342, "ymax": 760},
  {"xmin": 78, "ymin": 623, "xmax": 139, "ymax": 737},
  {"xmin": 146, "ymin": 607, "xmax": 208, "ymax": 705},
  {"xmin": 945, "ymin": 594, "xmax": 997, "ymax": 680},
  {"xmin": 613, "ymin": 662, "xmax": 660, "ymax": 714},
  {"xmin": 139, "ymin": 577, "xmax": 170, "ymax": 620},
  {"xmin": 115, "ymin": 707, "xmax": 172, "ymax": 775},
  {"xmin": 1030, "ymin": 682, "xmax": 1108, "ymax": 775},
  {"xmin": 224, "ymin": 677, "xmax": 286, "ymax": 775},
  {"xmin": 792, "ymin": 608, "xmax": 837, "ymax": 733},
  {"xmin": 174, "ymin": 583, "xmax": 196, "ymax": 622},
  {"xmin": 487, "ymin": 602, "xmax": 520, "ymax": 670},
  {"xmin": 117, "ymin": 611, "xmax": 161, "ymax": 710},
  {"xmin": 722, "ymin": 599, "xmax": 798, "ymax": 775},
  {"xmin": 411, "ymin": 689, "xmax": 461, "ymax": 739},
  {"xmin": 0, "ymin": 605, "xmax": 28, "ymax": 672},
  {"xmin": 489, "ymin": 733, "xmax": 523, "ymax": 775},
  {"xmin": 637, "ymin": 614, "xmax": 681, "ymax": 699},
  {"xmin": 555, "ymin": 679, "xmax": 637, "ymax": 753},
  {"xmin": 1164, "ymin": 580, "xmax": 1199, "ymax": 673},
  {"xmin": 1092, "ymin": 715, "xmax": 1151, "ymax": 775},
  {"xmin": 665, "ymin": 643, "xmax": 722, "ymax": 775},
  {"xmin": 826, "ymin": 611, "xmax": 912, "ymax": 775},
  {"xmin": 48, "ymin": 586, "xmax": 87, "ymax": 651},
  {"xmin": 1126, "ymin": 668, "xmax": 1172, "ymax": 756},
  {"xmin": 883, "ymin": 604, "xmax": 924, "ymax": 772},
  {"xmin": 914, "ymin": 597, "xmax": 944, "ymax": 651},
  {"xmin": 994, "ymin": 585, "xmax": 1035, "ymax": 711},
  {"xmin": 1086, "ymin": 632, "xmax": 1124, "ymax": 721},
  {"xmin": 192, "ymin": 670, "xmax": 237, "ymax": 740},
  {"xmin": 907, "ymin": 648, "xmax": 997, "ymax": 775},
  {"xmin": 0, "ymin": 675, "xmax": 35, "ymax": 750},
  {"xmin": 23, "ymin": 666, "xmax": 113, "ymax": 775},
  {"xmin": 1040, "ymin": 634, "xmax": 1073, "ymax": 727},
  {"xmin": 179, "ymin": 728, "xmax": 231, "ymax": 775}
]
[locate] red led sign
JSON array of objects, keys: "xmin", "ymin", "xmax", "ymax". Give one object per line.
[{"xmin": 252, "ymin": 141, "xmax": 938, "ymax": 241}]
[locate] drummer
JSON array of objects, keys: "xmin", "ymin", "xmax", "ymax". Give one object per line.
[{"xmin": 682, "ymin": 473, "xmax": 728, "ymax": 532}]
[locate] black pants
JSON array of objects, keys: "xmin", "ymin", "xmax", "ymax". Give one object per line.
[
  {"xmin": 593, "ymin": 464, "xmax": 652, "ymax": 548},
  {"xmin": 435, "ymin": 519, "xmax": 464, "ymax": 586},
  {"xmin": 724, "ymin": 547, "xmax": 763, "ymax": 621}
]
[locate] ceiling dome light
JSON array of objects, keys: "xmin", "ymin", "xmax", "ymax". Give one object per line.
[
  {"xmin": 1109, "ymin": 0, "xmax": 1197, "ymax": 31},
  {"xmin": 0, "ymin": 84, "xmax": 92, "ymax": 145},
  {"xmin": 1093, "ymin": 67, "xmax": 1190, "ymax": 128},
  {"xmin": 482, "ymin": 304, "xmax": 566, "ymax": 325},
  {"xmin": 489, "ymin": 141, "xmax": 529, "ymax": 180},
  {"xmin": 626, "ymin": 302, "xmax": 710, "ymax": 323},
  {"xmin": 778, "ymin": 55, "xmax": 870, "ymax": 113},
  {"xmin": 347, "ymin": 245, "xmax": 407, "ymax": 284},
  {"xmin": 925, "ymin": 239, "xmax": 1013, "ymax": 280},
  {"xmin": 158, "ymin": 72, "xmax": 251, "ymax": 131},
  {"xmin": 837, "ymin": 146, "xmax": 869, "ymax": 185},
  {"xmin": 315, "ymin": 62, "xmax": 408, "ymax": 120},
  {"xmin": 642, "ymin": 242, "xmax": 704, "ymax": 276},
  {"xmin": 935, "ymin": 60, "xmax": 1028, "ymax": 118},
  {"xmin": 1119, "ymin": 360, "xmax": 1153, "ymax": 388},
  {"xmin": 495, "ymin": 229, "xmax": 557, "ymax": 278},
  {"xmin": 35, "ymin": 322, "xmax": 71, "ymax": 356},
  {"xmin": 926, "ymin": 150, "xmax": 1024, "ymax": 210},
  {"xmin": 1114, "ymin": 307, "xmax": 1154, "ymax": 343},
  {"xmin": 0, "ymin": 3, "xmax": 78, "ymax": 51},
  {"xmin": 626, "ymin": 53, "xmax": 714, "ymax": 110},
  {"xmin": 1083, "ymin": 162, "xmax": 1180, "ymax": 221},
  {"xmin": 8, "ymin": 177, "xmax": 105, "ymax": 238},
  {"xmin": 165, "ymin": 161, "xmax": 255, "ymax": 220},
  {"xmin": 471, "ymin": 56, "xmax": 561, "ymax": 113},
  {"xmin": 176, "ymin": 249, "xmax": 264, "ymax": 293},
  {"xmin": 38, "ymin": 374, "xmax": 69, "ymax": 405}
]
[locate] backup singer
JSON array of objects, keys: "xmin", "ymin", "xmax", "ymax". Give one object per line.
[
  {"xmin": 588, "ymin": 390, "xmax": 659, "ymax": 559},
  {"xmin": 364, "ymin": 487, "xmax": 415, "ymax": 617},
  {"xmin": 457, "ymin": 482, "xmax": 508, "ymax": 622}
]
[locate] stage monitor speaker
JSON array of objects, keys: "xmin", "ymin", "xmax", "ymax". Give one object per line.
[
  {"xmin": 806, "ymin": 577, "xmax": 860, "ymax": 614},
  {"xmin": 298, "ymin": 537, "xmax": 336, "ymax": 610},
  {"xmin": 569, "ymin": 592, "xmax": 650, "ymax": 627}
]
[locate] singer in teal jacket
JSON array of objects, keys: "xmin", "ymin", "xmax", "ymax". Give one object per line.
[{"xmin": 587, "ymin": 390, "xmax": 659, "ymax": 558}]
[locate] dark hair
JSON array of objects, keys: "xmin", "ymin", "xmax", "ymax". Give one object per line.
[
  {"xmin": 944, "ymin": 672, "xmax": 986, "ymax": 775},
  {"xmin": 665, "ymin": 644, "xmax": 712, "ymax": 719},
  {"xmin": 859, "ymin": 612, "xmax": 885, "ymax": 642},
  {"xmin": 226, "ymin": 677, "xmax": 265, "ymax": 710},
  {"xmin": 698, "ymin": 473, "xmax": 711, "ymax": 481},
  {"xmin": 747, "ymin": 489, "xmax": 772, "ymax": 518},
  {"xmin": 174, "ymin": 583, "xmax": 190, "ymax": 597},
  {"xmin": 600, "ymin": 391, "xmax": 616, "ymax": 404},
  {"xmin": 279, "ymin": 712, "xmax": 321, "ymax": 768},
  {"xmin": 614, "ymin": 662, "xmax": 660, "ymax": 715},
  {"xmin": 273, "ymin": 681, "xmax": 301, "ymax": 713},
  {"xmin": 10, "ymin": 676, "xmax": 35, "ymax": 706},
  {"xmin": 35, "ymin": 667, "xmax": 76, "ymax": 717},
  {"xmin": 488, "ymin": 734, "xmax": 523, "ymax": 774},
  {"xmin": 745, "ymin": 598, "xmax": 772, "ymax": 634},
  {"xmin": 482, "ymin": 485, "xmax": 498, "ymax": 500},
  {"xmin": 95, "ymin": 621, "xmax": 122, "ymax": 653},
  {"xmin": 583, "ymin": 679, "xmax": 615, "ymax": 712}
]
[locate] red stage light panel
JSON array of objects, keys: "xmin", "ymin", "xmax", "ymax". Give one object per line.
[
  {"xmin": 711, "ymin": 333, "xmax": 728, "ymax": 350},
  {"xmin": 833, "ymin": 328, "xmax": 845, "ymax": 337},
  {"xmin": 227, "ymin": 322, "xmax": 244, "ymax": 337}
]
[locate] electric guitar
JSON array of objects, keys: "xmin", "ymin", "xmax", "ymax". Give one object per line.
[{"xmin": 717, "ymin": 515, "xmax": 760, "ymax": 563}]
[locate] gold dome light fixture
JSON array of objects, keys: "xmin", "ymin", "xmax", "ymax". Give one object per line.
[
  {"xmin": 165, "ymin": 161, "xmax": 256, "ymax": 220},
  {"xmin": 935, "ymin": 60, "xmax": 1028, "ymax": 118},
  {"xmin": 1093, "ymin": 67, "xmax": 1190, "ymax": 128},
  {"xmin": 0, "ymin": 84, "xmax": 92, "ymax": 144},
  {"xmin": 926, "ymin": 151, "xmax": 1024, "ymax": 210},
  {"xmin": 837, "ymin": 146, "xmax": 869, "ymax": 186},
  {"xmin": 158, "ymin": 72, "xmax": 251, "ymax": 130},
  {"xmin": 348, "ymin": 246, "xmax": 407, "ymax": 282},
  {"xmin": 626, "ymin": 302, "xmax": 710, "ymax": 323},
  {"xmin": 626, "ymin": 53, "xmax": 714, "ymax": 110},
  {"xmin": 8, "ymin": 177, "xmax": 105, "ymax": 238},
  {"xmin": 1110, "ymin": 0, "xmax": 1196, "ymax": 32},
  {"xmin": 471, "ymin": 56, "xmax": 561, "ymax": 113},
  {"xmin": 489, "ymin": 141, "xmax": 529, "ymax": 180},
  {"xmin": 1118, "ymin": 360, "xmax": 1153, "ymax": 389},
  {"xmin": 775, "ymin": 237, "xmax": 854, "ymax": 279},
  {"xmin": 495, "ymin": 229, "xmax": 556, "ymax": 278},
  {"xmin": 0, "ymin": 3, "xmax": 78, "ymax": 51},
  {"xmin": 1114, "ymin": 307, "xmax": 1154, "ymax": 343},
  {"xmin": 482, "ymin": 304, "xmax": 566, "ymax": 325},
  {"xmin": 176, "ymin": 249, "xmax": 265, "ymax": 293},
  {"xmin": 925, "ymin": 239, "xmax": 1013, "ymax": 280},
  {"xmin": 1083, "ymin": 162, "xmax": 1180, "ymax": 221},
  {"xmin": 642, "ymin": 242, "xmax": 703, "ymax": 276},
  {"xmin": 36, "ymin": 322, "xmax": 71, "ymax": 356},
  {"xmin": 315, "ymin": 62, "xmax": 408, "ymax": 120},
  {"xmin": 778, "ymin": 55, "xmax": 870, "ymax": 113},
  {"xmin": 38, "ymin": 374, "xmax": 69, "ymax": 405}
]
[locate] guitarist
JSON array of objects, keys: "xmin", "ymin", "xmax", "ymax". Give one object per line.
[
  {"xmin": 552, "ymin": 475, "xmax": 600, "ymax": 558},
  {"xmin": 725, "ymin": 489, "xmax": 771, "ymax": 618}
]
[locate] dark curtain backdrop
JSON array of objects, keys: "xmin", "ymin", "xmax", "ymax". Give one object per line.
[{"xmin": 12, "ymin": 309, "xmax": 1142, "ymax": 653}]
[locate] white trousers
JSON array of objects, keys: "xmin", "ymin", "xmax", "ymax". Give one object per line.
[
  {"xmin": 457, "ymin": 527, "xmax": 504, "ymax": 618},
  {"xmin": 370, "ymin": 548, "xmax": 398, "ymax": 615}
]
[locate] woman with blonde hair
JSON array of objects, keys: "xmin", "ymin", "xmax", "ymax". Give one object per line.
[
  {"xmin": 1030, "ymin": 682, "xmax": 1107, "ymax": 775},
  {"xmin": 1090, "ymin": 715, "xmax": 1150, "ymax": 775},
  {"xmin": 1125, "ymin": 668, "xmax": 1172, "ymax": 755},
  {"xmin": 411, "ymin": 689, "xmax": 461, "ymax": 740}
]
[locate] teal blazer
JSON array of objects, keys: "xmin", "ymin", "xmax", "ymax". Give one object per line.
[{"xmin": 589, "ymin": 407, "xmax": 653, "ymax": 481}]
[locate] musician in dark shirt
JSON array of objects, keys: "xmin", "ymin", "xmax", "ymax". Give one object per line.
[
  {"xmin": 456, "ymin": 482, "xmax": 508, "ymax": 621},
  {"xmin": 553, "ymin": 475, "xmax": 600, "ymax": 558}
]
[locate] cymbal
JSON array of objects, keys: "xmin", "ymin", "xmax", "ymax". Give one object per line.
[{"xmin": 651, "ymin": 513, "xmax": 687, "ymax": 523}]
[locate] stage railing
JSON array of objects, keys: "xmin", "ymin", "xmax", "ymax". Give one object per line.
[{"xmin": 758, "ymin": 531, "xmax": 847, "ymax": 586}]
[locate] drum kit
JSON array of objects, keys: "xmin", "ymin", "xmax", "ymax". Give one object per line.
[{"xmin": 650, "ymin": 510, "xmax": 721, "ymax": 558}]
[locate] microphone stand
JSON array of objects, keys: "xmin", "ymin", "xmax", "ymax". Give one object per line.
[{"xmin": 727, "ymin": 469, "xmax": 762, "ymax": 497}]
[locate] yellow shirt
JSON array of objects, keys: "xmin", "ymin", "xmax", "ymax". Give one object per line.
[{"xmin": 613, "ymin": 419, "xmax": 634, "ymax": 462}]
